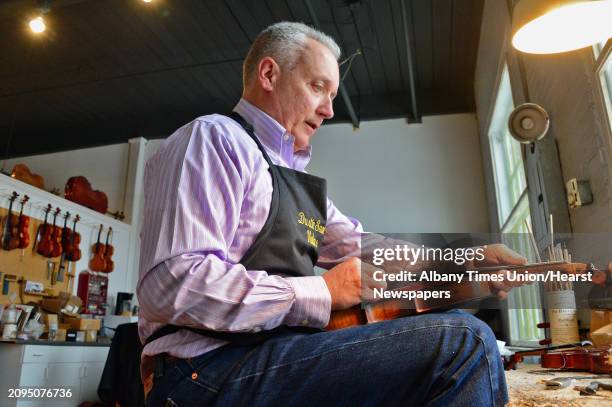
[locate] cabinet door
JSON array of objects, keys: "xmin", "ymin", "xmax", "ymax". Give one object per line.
[
  {"xmin": 79, "ymin": 362, "xmax": 105, "ymax": 404},
  {"xmin": 18, "ymin": 364, "xmax": 46, "ymax": 387}
]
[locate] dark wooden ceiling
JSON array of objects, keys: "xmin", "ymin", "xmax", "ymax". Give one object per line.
[{"xmin": 0, "ymin": 0, "xmax": 484, "ymax": 158}]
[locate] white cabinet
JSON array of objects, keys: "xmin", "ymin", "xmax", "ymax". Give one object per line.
[{"xmin": 0, "ymin": 343, "xmax": 110, "ymax": 407}]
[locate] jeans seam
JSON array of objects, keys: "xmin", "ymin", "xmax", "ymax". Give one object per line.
[
  {"xmin": 432, "ymin": 326, "xmax": 499, "ymax": 406},
  {"xmin": 228, "ymin": 323, "xmax": 490, "ymax": 384}
]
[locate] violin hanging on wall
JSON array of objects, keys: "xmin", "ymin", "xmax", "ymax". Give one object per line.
[
  {"xmin": 89, "ymin": 224, "xmax": 107, "ymax": 272},
  {"xmin": 103, "ymin": 227, "xmax": 114, "ymax": 273},
  {"xmin": 34, "ymin": 204, "xmax": 52, "ymax": 254},
  {"xmin": 38, "ymin": 207, "xmax": 60, "ymax": 258},
  {"xmin": 64, "ymin": 214, "xmax": 82, "ymax": 262},
  {"xmin": 16, "ymin": 195, "xmax": 30, "ymax": 249},
  {"xmin": 49, "ymin": 208, "xmax": 63, "ymax": 258},
  {"xmin": 1, "ymin": 191, "xmax": 19, "ymax": 250}
]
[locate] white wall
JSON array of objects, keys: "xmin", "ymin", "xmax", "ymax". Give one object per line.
[
  {"xmin": 308, "ymin": 114, "xmax": 490, "ymax": 233},
  {"xmin": 2, "ymin": 144, "xmax": 130, "ymax": 215}
]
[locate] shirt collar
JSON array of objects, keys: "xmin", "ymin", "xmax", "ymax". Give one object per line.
[{"xmin": 232, "ymin": 98, "xmax": 312, "ymax": 171}]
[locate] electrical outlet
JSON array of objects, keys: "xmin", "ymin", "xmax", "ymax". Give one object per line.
[{"xmin": 566, "ymin": 178, "xmax": 593, "ymax": 209}]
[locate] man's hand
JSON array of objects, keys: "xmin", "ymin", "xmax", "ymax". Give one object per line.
[
  {"xmin": 474, "ymin": 244, "xmax": 528, "ymax": 300},
  {"xmin": 322, "ymin": 257, "xmax": 387, "ymax": 311}
]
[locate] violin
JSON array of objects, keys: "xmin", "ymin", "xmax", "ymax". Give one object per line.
[
  {"xmin": 505, "ymin": 343, "xmax": 612, "ymax": 374},
  {"xmin": 1, "ymin": 192, "xmax": 19, "ymax": 250},
  {"xmin": 35, "ymin": 204, "xmax": 53, "ymax": 256},
  {"xmin": 89, "ymin": 224, "xmax": 107, "ymax": 272},
  {"xmin": 47, "ymin": 208, "xmax": 62, "ymax": 258},
  {"xmin": 61, "ymin": 213, "xmax": 72, "ymax": 250},
  {"xmin": 326, "ymin": 261, "xmax": 601, "ymax": 331},
  {"xmin": 16, "ymin": 195, "xmax": 30, "ymax": 249},
  {"xmin": 56, "ymin": 212, "xmax": 70, "ymax": 283},
  {"xmin": 103, "ymin": 227, "xmax": 114, "ymax": 273},
  {"xmin": 65, "ymin": 215, "xmax": 82, "ymax": 262},
  {"xmin": 59, "ymin": 211, "xmax": 71, "ymax": 256},
  {"xmin": 541, "ymin": 346, "xmax": 612, "ymax": 373}
]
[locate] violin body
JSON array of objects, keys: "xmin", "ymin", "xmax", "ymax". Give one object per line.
[
  {"xmin": 541, "ymin": 346, "xmax": 612, "ymax": 374},
  {"xmin": 2, "ymin": 192, "xmax": 19, "ymax": 251},
  {"xmin": 16, "ymin": 196, "xmax": 30, "ymax": 249},
  {"xmin": 18, "ymin": 215, "xmax": 30, "ymax": 248},
  {"xmin": 89, "ymin": 224, "xmax": 107, "ymax": 271},
  {"xmin": 50, "ymin": 222, "xmax": 62, "ymax": 258},
  {"xmin": 103, "ymin": 244, "xmax": 114, "ymax": 273},
  {"xmin": 65, "ymin": 215, "xmax": 82, "ymax": 262},
  {"xmin": 11, "ymin": 164, "xmax": 44, "ymax": 189},
  {"xmin": 102, "ymin": 227, "xmax": 114, "ymax": 273},
  {"xmin": 35, "ymin": 205, "xmax": 53, "ymax": 256},
  {"xmin": 90, "ymin": 243, "xmax": 107, "ymax": 271},
  {"xmin": 327, "ymin": 262, "xmax": 596, "ymax": 331},
  {"xmin": 65, "ymin": 176, "xmax": 108, "ymax": 214}
]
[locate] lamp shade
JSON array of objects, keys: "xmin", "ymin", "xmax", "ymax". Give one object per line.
[{"xmin": 511, "ymin": 0, "xmax": 612, "ymax": 54}]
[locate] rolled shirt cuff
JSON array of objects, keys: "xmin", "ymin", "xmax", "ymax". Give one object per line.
[{"xmin": 284, "ymin": 276, "xmax": 331, "ymax": 328}]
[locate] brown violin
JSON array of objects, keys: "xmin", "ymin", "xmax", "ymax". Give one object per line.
[
  {"xmin": 103, "ymin": 227, "xmax": 114, "ymax": 273},
  {"xmin": 35, "ymin": 204, "xmax": 53, "ymax": 256},
  {"xmin": 541, "ymin": 346, "xmax": 612, "ymax": 373},
  {"xmin": 327, "ymin": 261, "xmax": 601, "ymax": 331},
  {"xmin": 505, "ymin": 343, "xmax": 612, "ymax": 373},
  {"xmin": 89, "ymin": 224, "xmax": 107, "ymax": 272},
  {"xmin": 16, "ymin": 195, "xmax": 30, "ymax": 249},
  {"xmin": 58, "ymin": 211, "xmax": 71, "ymax": 257},
  {"xmin": 65, "ymin": 215, "xmax": 82, "ymax": 262},
  {"xmin": 47, "ymin": 208, "xmax": 62, "ymax": 258},
  {"xmin": 2, "ymin": 192, "xmax": 19, "ymax": 250}
]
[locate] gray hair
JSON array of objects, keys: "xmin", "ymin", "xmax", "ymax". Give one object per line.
[{"xmin": 242, "ymin": 21, "xmax": 341, "ymax": 88}]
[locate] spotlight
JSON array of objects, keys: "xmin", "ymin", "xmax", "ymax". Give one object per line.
[{"xmin": 29, "ymin": 16, "xmax": 46, "ymax": 34}]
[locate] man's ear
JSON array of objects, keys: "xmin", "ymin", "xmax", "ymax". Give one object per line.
[{"xmin": 257, "ymin": 57, "xmax": 279, "ymax": 92}]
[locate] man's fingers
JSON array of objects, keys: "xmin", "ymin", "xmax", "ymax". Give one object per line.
[
  {"xmin": 363, "ymin": 274, "xmax": 387, "ymax": 290},
  {"xmin": 496, "ymin": 290, "xmax": 509, "ymax": 300}
]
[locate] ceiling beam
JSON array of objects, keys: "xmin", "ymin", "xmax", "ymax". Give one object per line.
[
  {"xmin": 304, "ymin": 0, "xmax": 359, "ymax": 129},
  {"xmin": 400, "ymin": 0, "xmax": 420, "ymax": 123}
]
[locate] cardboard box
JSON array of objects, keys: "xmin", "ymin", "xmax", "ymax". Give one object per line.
[
  {"xmin": 85, "ymin": 330, "xmax": 97, "ymax": 343},
  {"xmin": 64, "ymin": 317, "xmax": 101, "ymax": 331},
  {"xmin": 53, "ymin": 328, "xmax": 67, "ymax": 342},
  {"xmin": 41, "ymin": 292, "xmax": 82, "ymax": 316}
]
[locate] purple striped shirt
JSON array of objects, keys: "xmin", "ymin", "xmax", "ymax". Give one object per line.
[{"xmin": 137, "ymin": 98, "xmax": 363, "ymax": 358}]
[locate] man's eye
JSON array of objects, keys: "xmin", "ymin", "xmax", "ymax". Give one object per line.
[{"xmin": 312, "ymin": 84, "xmax": 323, "ymax": 92}]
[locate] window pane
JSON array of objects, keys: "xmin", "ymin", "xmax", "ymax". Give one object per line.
[{"xmin": 488, "ymin": 67, "xmax": 528, "ymax": 225}]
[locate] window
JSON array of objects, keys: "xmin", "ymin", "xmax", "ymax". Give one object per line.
[
  {"xmin": 594, "ymin": 39, "xmax": 612, "ymax": 131},
  {"xmin": 487, "ymin": 65, "xmax": 544, "ymax": 346}
]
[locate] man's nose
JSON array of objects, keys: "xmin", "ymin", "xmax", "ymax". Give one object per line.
[{"xmin": 319, "ymin": 97, "xmax": 334, "ymax": 120}]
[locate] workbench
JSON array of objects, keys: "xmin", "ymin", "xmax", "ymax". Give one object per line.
[{"xmin": 507, "ymin": 364, "xmax": 612, "ymax": 406}]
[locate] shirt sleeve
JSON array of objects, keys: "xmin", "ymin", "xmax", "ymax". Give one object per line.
[
  {"xmin": 316, "ymin": 198, "xmax": 365, "ymax": 269},
  {"xmin": 137, "ymin": 120, "xmax": 331, "ymax": 333}
]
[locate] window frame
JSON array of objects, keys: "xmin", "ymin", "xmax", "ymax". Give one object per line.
[{"xmin": 485, "ymin": 62, "xmax": 545, "ymax": 347}]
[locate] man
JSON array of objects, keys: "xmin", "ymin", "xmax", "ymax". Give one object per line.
[{"xmin": 138, "ymin": 22, "xmax": 526, "ymax": 406}]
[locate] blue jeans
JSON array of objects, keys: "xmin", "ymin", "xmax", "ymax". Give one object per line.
[{"xmin": 146, "ymin": 311, "xmax": 508, "ymax": 406}]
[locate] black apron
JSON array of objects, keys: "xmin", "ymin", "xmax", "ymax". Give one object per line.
[{"xmin": 144, "ymin": 112, "xmax": 327, "ymax": 346}]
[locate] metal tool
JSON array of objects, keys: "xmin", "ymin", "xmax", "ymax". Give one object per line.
[
  {"xmin": 575, "ymin": 381, "xmax": 612, "ymax": 396},
  {"xmin": 545, "ymin": 376, "xmax": 602, "ymax": 389}
]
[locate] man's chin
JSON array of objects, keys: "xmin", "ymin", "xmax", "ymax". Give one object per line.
[{"xmin": 293, "ymin": 138, "xmax": 311, "ymax": 152}]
